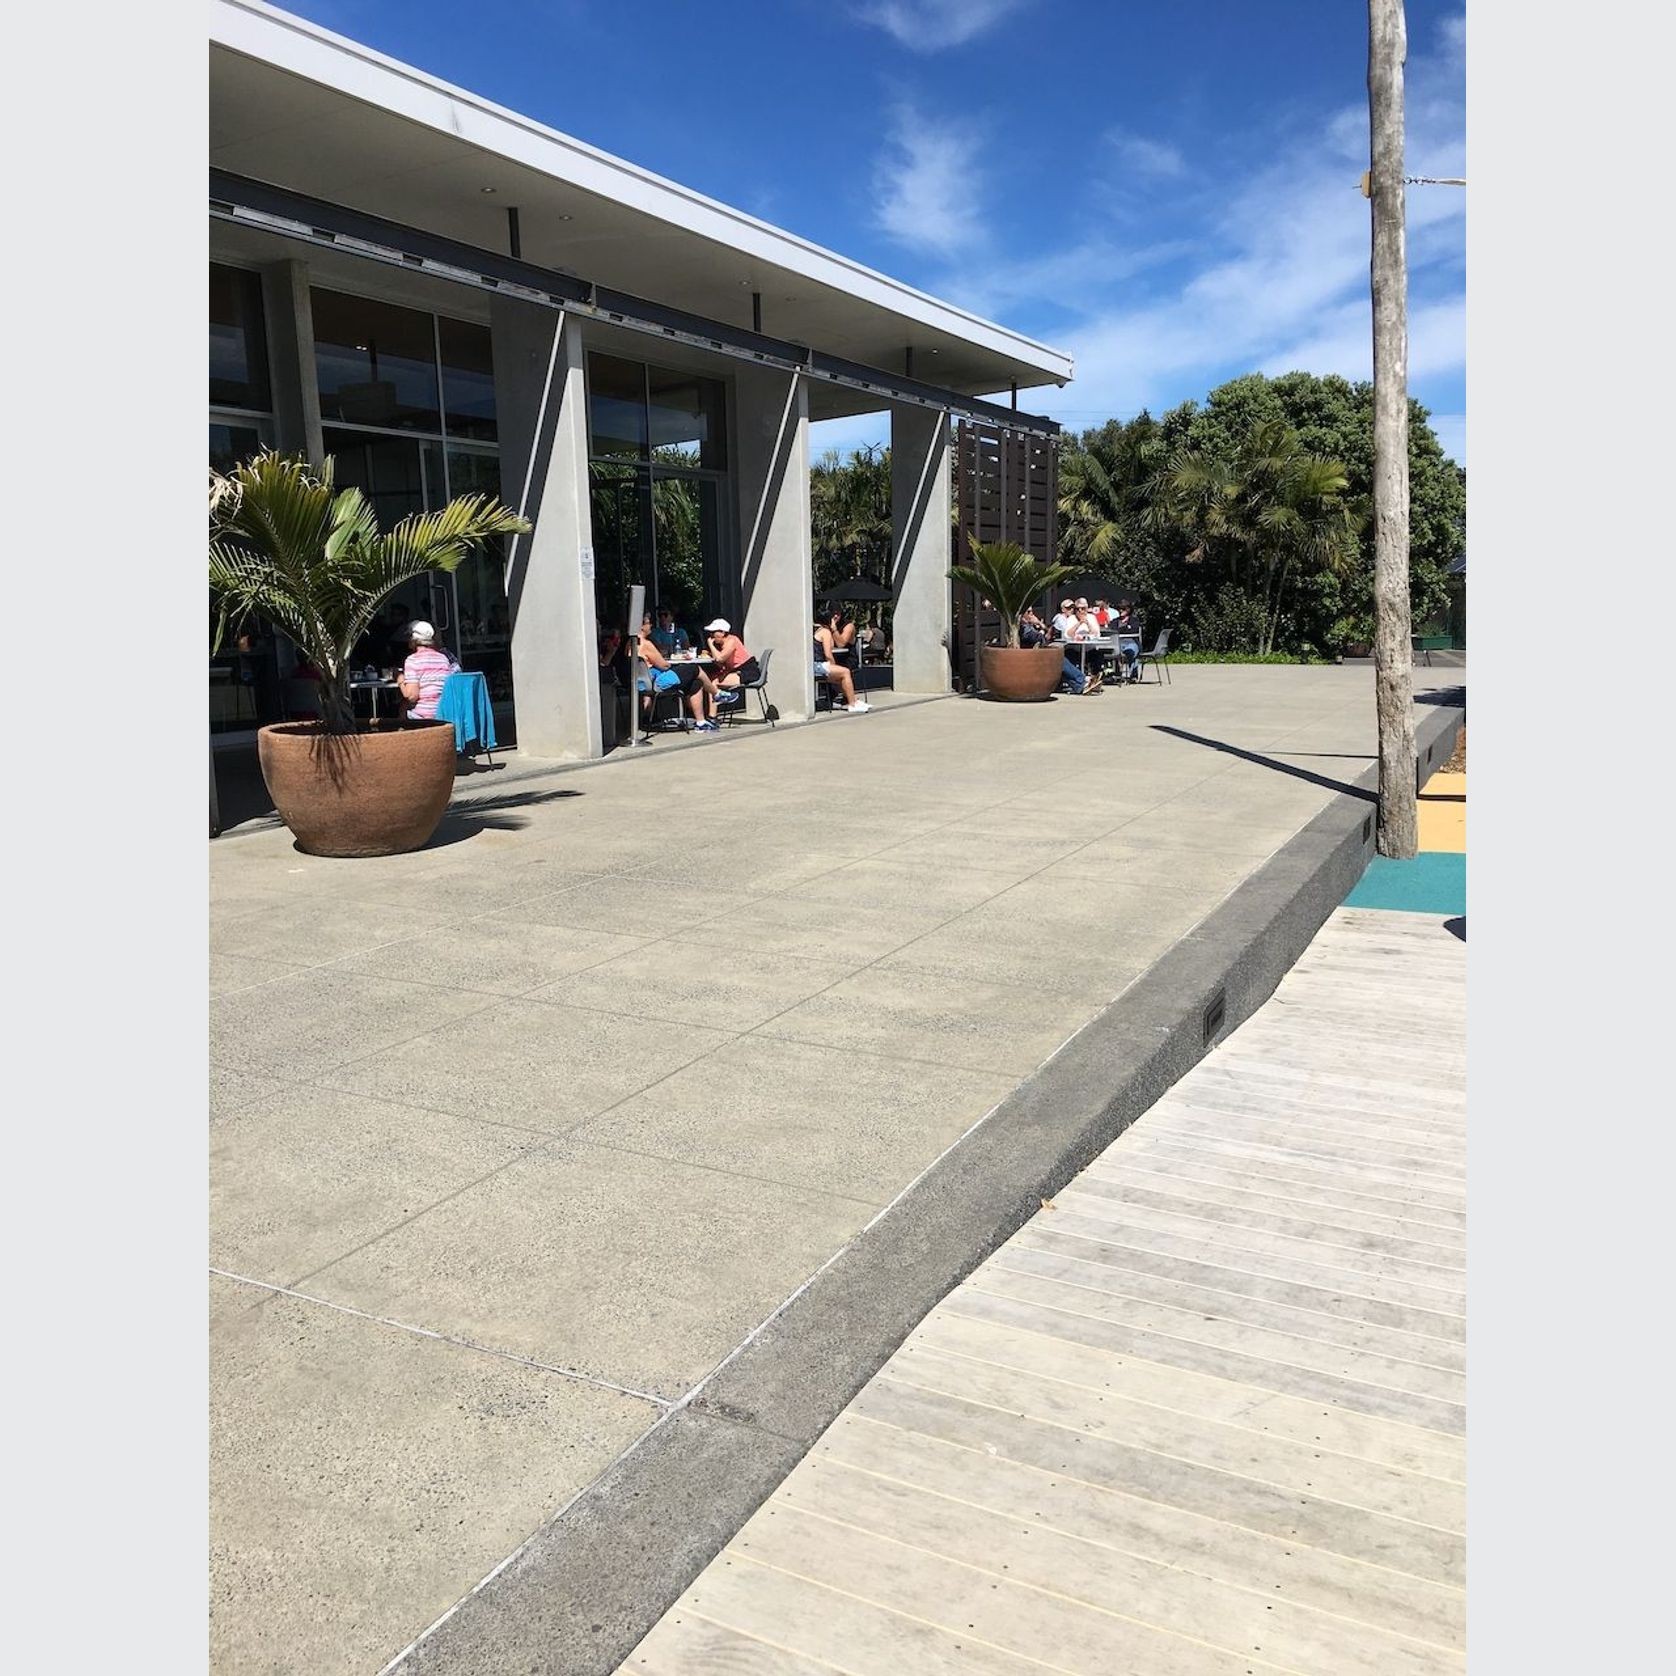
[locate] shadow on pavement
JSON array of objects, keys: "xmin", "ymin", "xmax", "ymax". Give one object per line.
[{"xmin": 1151, "ymin": 724, "xmax": 1378, "ymax": 802}]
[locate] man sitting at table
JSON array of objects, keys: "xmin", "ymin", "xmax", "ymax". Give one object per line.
[
  {"xmin": 1110, "ymin": 601, "xmax": 1141, "ymax": 682},
  {"xmin": 636, "ymin": 612, "xmax": 719, "ymax": 731},
  {"xmin": 1051, "ymin": 598, "xmax": 1078, "ymax": 639},
  {"xmin": 650, "ymin": 605, "xmax": 688, "ymax": 656},
  {"xmin": 397, "ymin": 620, "xmax": 459, "ymax": 723}
]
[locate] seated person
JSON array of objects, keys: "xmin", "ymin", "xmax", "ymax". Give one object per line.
[
  {"xmin": 815, "ymin": 620, "xmax": 870, "ymax": 712},
  {"xmin": 819, "ymin": 608, "xmax": 858, "ymax": 661},
  {"xmin": 858, "ymin": 618, "xmax": 892, "ymax": 660},
  {"xmin": 635, "ymin": 612, "xmax": 718, "ymax": 731},
  {"xmin": 397, "ymin": 620, "xmax": 459, "ymax": 722},
  {"xmin": 1060, "ymin": 653, "xmax": 1103, "ymax": 696},
  {"xmin": 1050, "ymin": 598, "xmax": 1078, "ymax": 639},
  {"xmin": 1018, "ymin": 605, "xmax": 1050, "ymax": 647},
  {"xmin": 650, "ymin": 606, "xmax": 688, "ymax": 656},
  {"xmin": 703, "ymin": 618, "xmax": 761, "ymax": 706},
  {"xmin": 1110, "ymin": 601, "xmax": 1141, "ymax": 680}
]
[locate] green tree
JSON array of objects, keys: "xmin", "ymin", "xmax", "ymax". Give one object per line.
[
  {"xmin": 1154, "ymin": 419, "xmax": 1363, "ymax": 654},
  {"xmin": 811, "ymin": 443, "xmax": 893, "ymax": 596},
  {"xmin": 1166, "ymin": 372, "xmax": 1462, "ymax": 649}
]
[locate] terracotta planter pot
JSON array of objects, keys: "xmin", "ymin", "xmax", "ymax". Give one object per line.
[
  {"xmin": 257, "ymin": 721, "xmax": 457, "ymax": 857},
  {"xmin": 979, "ymin": 643, "xmax": 1066, "ymax": 702}
]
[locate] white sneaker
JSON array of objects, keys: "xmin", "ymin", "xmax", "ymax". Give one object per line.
[{"xmin": 847, "ymin": 700, "xmax": 871, "ymax": 713}]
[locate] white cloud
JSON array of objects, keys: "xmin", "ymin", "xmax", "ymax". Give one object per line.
[
  {"xmin": 1106, "ymin": 130, "xmax": 1186, "ymax": 180},
  {"xmin": 856, "ymin": 0, "xmax": 1032, "ymax": 52},
  {"xmin": 873, "ymin": 106, "xmax": 985, "ymax": 255},
  {"xmin": 993, "ymin": 12, "xmax": 1467, "ymax": 429}
]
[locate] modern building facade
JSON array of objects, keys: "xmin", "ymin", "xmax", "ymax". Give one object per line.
[{"xmin": 209, "ymin": 0, "xmax": 1073, "ymax": 757}]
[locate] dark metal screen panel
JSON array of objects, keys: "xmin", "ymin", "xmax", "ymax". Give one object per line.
[{"xmin": 951, "ymin": 418, "xmax": 1059, "ymax": 692}]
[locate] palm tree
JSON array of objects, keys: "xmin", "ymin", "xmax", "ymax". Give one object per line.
[
  {"xmin": 811, "ymin": 443, "xmax": 892, "ymax": 593},
  {"xmin": 948, "ymin": 538, "xmax": 1077, "ymax": 649},
  {"xmin": 1155, "ymin": 421, "xmax": 1361, "ymax": 653},
  {"xmin": 209, "ymin": 452, "xmax": 530, "ymax": 733},
  {"xmin": 1057, "ymin": 417, "xmax": 1165, "ymax": 569}
]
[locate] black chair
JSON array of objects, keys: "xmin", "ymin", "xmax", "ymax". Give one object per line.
[
  {"xmin": 646, "ymin": 682, "xmax": 688, "ymax": 732},
  {"xmin": 720, "ymin": 647, "xmax": 775, "ymax": 726},
  {"xmin": 1412, "ymin": 635, "xmax": 1433, "ymax": 667},
  {"xmin": 1137, "ymin": 627, "xmax": 1173, "ymax": 684}
]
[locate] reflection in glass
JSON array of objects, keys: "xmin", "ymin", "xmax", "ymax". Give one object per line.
[
  {"xmin": 587, "ymin": 355, "xmax": 649, "ymax": 460},
  {"xmin": 446, "ymin": 446, "xmax": 517, "ymax": 730},
  {"xmin": 648, "ymin": 366, "xmax": 726, "ymax": 470},
  {"xmin": 439, "ymin": 316, "xmax": 497, "ymax": 442},
  {"xmin": 209, "ymin": 422, "xmax": 263, "ymax": 476},
  {"xmin": 313, "ymin": 288, "xmax": 441, "ymax": 432},
  {"xmin": 588, "ymin": 462, "xmax": 654, "ymax": 629},
  {"xmin": 210, "ymin": 265, "xmax": 271, "ymax": 411}
]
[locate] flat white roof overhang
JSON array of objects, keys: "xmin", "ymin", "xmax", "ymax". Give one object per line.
[{"xmin": 210, "ymin": 1, "xmax": 1074, "ymax": 425}]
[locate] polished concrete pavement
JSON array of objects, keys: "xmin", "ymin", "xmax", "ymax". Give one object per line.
[{"xmin": 209, "ymin": 662, "xmax": 1465, "ymax": 1674}]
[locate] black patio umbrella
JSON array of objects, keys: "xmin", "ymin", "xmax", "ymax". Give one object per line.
[
  {"xmin": 1057, "ymin": 573, "xmax": 1137, "ymax": 606},
  {"xmin": 823, "ymin": 575, "xmax": 894, "ymax": 603}
]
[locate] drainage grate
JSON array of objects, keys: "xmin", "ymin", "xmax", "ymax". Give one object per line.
[{"xmin": 1202, "ymin": 988, "xmax": 1227, "ymax": 1046}]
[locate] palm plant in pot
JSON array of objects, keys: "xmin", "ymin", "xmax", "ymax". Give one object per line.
[
  {"xmin": 948, "ymin": 537, "xmax": 1077, "ymax": 701},
  {"xmin": 209, "ymin": 452, "xmax": 530, "ymax": 856}
]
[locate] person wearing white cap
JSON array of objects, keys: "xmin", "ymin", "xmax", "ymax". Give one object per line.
[
  {"xmin": 703, "ymin": 618, "xmax": 761, "ymax": 708},
  {"xmin": 397, "ymin": 619, "xmax": 458, "ymax": 722}
]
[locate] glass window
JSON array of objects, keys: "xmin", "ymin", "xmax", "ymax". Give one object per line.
[
  {"xmin": 439, "ymin": 316, "xmax": 497, "ymax": 442},
  {"xmin": 210, "ymin": 265, "xmax": 271, "ymax": 412},
  {"xmin": 210, "ymin": 422, "xmax": 264, "ymax": 476},
  {"xmin": 587, "ymin": 355, "xmax": 648, "ymax": 460},
  {"xmin": 313, "ymin": 288, "xmax": 441, "ymax": 432},
  {"xmin": 323, "ymin": 427, "xmax": 434, "ymax": 528},
  {"xmin": 648, "ymin": 366, "xmax": 727, "ymax": 470}
]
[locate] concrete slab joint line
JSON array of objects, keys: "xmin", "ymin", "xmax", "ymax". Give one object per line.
[{"xmin": 374, "ymin": 694, "xmax": 1464, "ymax": 1675}]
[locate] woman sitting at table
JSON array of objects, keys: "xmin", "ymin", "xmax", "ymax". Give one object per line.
[
  {"xmin": 397, "ymin": 619, "xmax": 459, "ymax": 723},
  {"xmin": 819, "ymin": 607, "xmax": 857, "ymax": 658},
  {"xmin": 703, "ymin": 618, "xmax": 761, "ymax": 708},
  {"xmin": 635, "ymin": 612, "xmax": 719, "ymax": 731}
]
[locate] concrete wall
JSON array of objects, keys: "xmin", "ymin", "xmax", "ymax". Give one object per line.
[
  {"xmin": 889, "ymin": 404, "xmax": 952, "ymax": 694},
  {"xmin": 492, "ymin": 301, "xmax": 601, "ymax": 759},
  {"xmin": 734, "ymin": 366, "xmax": 813, "ymax": 723}
]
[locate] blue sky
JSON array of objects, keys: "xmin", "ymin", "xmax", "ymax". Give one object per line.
[{"xmin": 280, "ymin": 0, "xmax": 1466, "ymax": 465}]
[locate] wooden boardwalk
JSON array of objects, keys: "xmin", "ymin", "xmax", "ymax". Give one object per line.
[{"xmin": 619, "ymin": 905, "xmax": 1466, "ymax": 1675}]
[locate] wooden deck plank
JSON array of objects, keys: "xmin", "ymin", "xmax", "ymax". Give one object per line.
[{"xmin": 618, "ymin": 906, "xmax": 1466, "ymax": 1673}]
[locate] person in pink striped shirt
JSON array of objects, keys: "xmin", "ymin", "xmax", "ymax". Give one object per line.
[{"xmin": 397, "ymin": 620, "xmax": 458, "ymax": 721}]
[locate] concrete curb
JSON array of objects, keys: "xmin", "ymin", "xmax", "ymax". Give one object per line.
[{"xmin": 400, "ymin": 697, "xmax": 1465, "ymax": 1676}]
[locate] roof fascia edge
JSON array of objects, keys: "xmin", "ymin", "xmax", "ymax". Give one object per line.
[
  {"xmin": 209, "ymin": 170, "xmax": 1061, "ymax": 436},
  {"xmin": 211, "ymin": 0, "xmax": 1074, "ymax": 382}
]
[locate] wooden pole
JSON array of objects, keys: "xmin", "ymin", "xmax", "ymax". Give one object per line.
[{"xmin": 1369, "ymin": 0, "xmax": 1418, "ymax": 856}]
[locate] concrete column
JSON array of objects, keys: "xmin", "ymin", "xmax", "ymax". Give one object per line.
[
  {"xmin": 491, "ymin": 300, "xmax": 601, "ymax": 759},
  {"xmin": 260, "ymin": 259, "xmax": 323, "ymax": 465},
  {"xmin": 735, "ymin": 365, "xmax": 813, "ymax": 723},
  {"xmin": 890, "ymin": 403, "xmax": 953, "ymax": 694}
]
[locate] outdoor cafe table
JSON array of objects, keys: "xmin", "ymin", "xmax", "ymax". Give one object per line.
[
  {"xmin": 350, "ymin": 677, "xmax": 400, "ymax": 718},
  {"xmin": 1062, "ymin": 635, "xmax": 1142, "ymax": 682}
]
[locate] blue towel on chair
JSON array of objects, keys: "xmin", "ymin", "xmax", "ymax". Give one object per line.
[{"xmin": 435, "ymin": 671, "xmax": 498, "ymax": 754}]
